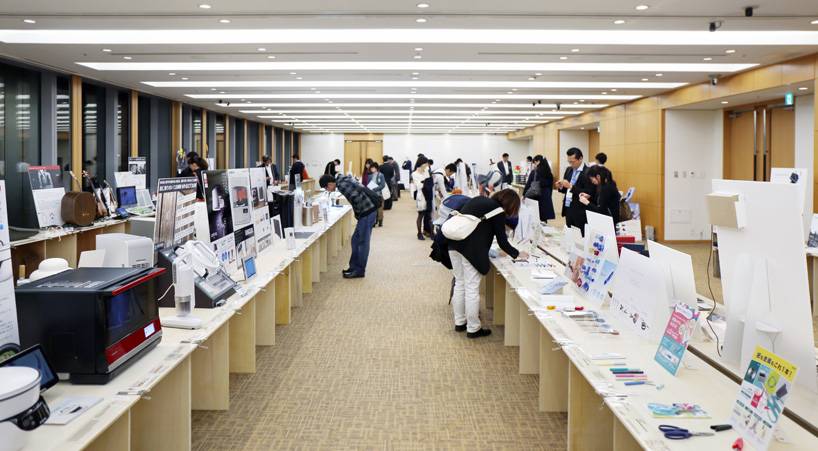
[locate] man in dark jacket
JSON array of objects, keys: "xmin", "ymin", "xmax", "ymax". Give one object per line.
[
  {"xmin": 324, "ymin": 159, "xmax": 340, "ymax": 176},
  {"xmin": 320, "ymin": 174, "xmax": 380, "ymax": 279},
  {"xmin": 390, "ymin": 156, "xmax": 401, "ymax": 199},
  {"xmin": 258, "ymin": 155, "xmax": 280, "ymax": 186},
  {"xmin": 497, "ymin": 153, "xmax": 514, "ymax": 185},
  {"xmin": 289, "ymin": 154, "xmax": 305, "ymax": 189},
  {"xmin": 556, "ymin": 147, "xmax": 594, "ymax": 233},
  {"xmin": 380, "ymin": 155, "xmax": 395, "ymax": 197}
]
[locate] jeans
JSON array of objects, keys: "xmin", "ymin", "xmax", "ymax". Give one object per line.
[
  {"xmin": 449, "ymin": 250, "xmax": 482, "ymax": 333},
  {"xmin": 349, "ymin": 211, "xmax": 377, "ymax": 275}
]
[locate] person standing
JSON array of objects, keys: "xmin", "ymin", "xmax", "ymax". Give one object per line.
[
  {"xmin": 380, "ymin": 156, "xmax": 395, "ymax": 209},
  {"xmin": 595, "ymin": 153, "xmax": 607, "ymax": 167},
  {"xmin": 579, "ymin": 165, "xmax": 621, "ymax": 224},
  {"xmin": 497, "ymin": 153, "xmax": 514, "ymax": 185},
  {"xmin": 556, "ymin": 147, "xmax": 593, "ymax": 233},
  {"xmin": 368, "ymin": 162, "xmax": 387, "ymax": 227},
  {"xmin": 258, "ymin": 155, "xmax": 280, "ymax": 186},
  {"xmin": 289, "ymin": 154, "xmax": 305, "ymax": 189},
  {"xmin": 361, "ymin": 159, "xmax": 373, "ymax": 187},
  {"xmin": 523, "ymin": 155, "xmax": 555, "ymax": 223},
  {"xmin": 390, "ymin": 156, "xmax": 401, "ymax": 199},
  {"xmin": 179, "ymin": 151, "xmax": 199, "ymax": 177},
  {"xmin": 447, "ymin": 189, "xmax": 529, "ymax": 337},
  {"xmin": 412, "ymin": 156, "xmax": 433, "ymax": 240},
  {"xmin": 324, "ymin": 159, "xmax": 341, "ymax": 176},
  {"xmin": 319, "ymin": 174, "xmax": 380, "ymax": 279},
  {"xmin": 190, "ymin": 156, "xmax": 209, "ymax": 201}
]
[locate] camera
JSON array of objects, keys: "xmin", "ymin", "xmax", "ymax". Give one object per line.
[{"xmin": 709, "ymin": 74, "xmax": 722, "ymax": 85}]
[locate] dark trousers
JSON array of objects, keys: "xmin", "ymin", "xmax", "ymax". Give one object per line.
[{"xmin": 349, "ymin": 211, "xmax": 377, "ymax": 275}]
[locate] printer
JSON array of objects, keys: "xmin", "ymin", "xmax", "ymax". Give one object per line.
[
  {"xmin": 15, "ymin": 267, "xmax": 165, "ymax": 384},
  {"xmin": 96, "ymin": 233, "xmax": 154, "ymax": 268}
]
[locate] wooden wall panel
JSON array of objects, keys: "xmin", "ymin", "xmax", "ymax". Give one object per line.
[
  {"xmin": 130, "ymin": 90, "xmax": 139, "ymax": 157},
  {"xmin": 70, "ymin": 75, "xmax": 82, "ymax": 190},
  {"xmin": 782, "ymin": 55, "xmax": 816, "ymax": 85},
  {"xmin": 171, "ymin": 101, "xmax": 181, "ymax": 175}
]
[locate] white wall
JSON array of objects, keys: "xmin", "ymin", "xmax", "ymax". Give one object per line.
[
  {"xmin": 300, "ymin": 133, "xmax": 344, "ymax": 175},
  {"xmin": 664, "ymin": 110, "xmax": 723, "ymax": 241},
  {"xmin": 794, "ymin": 95, "xmax": 815, "ymax": 239},
  {"xmin": 301, "ymin": 133, "xmax": 530, "ymax": 176},
  {"xmin": 559, "ymin": 130, "xmax": 590, "ymax": 175}
]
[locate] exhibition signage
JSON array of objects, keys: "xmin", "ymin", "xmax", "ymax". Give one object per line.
[{"xmin": 654, "ymin": 301, "xmax": 700, "ymax": 375}]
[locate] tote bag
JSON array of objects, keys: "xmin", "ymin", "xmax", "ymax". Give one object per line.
[
  {"xmin": 441, "ymin": 207, "xmax": 504, "ymax": 241},
  {"xmin": 524, "ymin": 171, "xmax": 541, "ymax": 200}
]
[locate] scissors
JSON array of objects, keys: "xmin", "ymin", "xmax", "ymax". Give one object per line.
[{"xmin": 659, "ymin": 425, "xmax": 715, "ymax": 440}]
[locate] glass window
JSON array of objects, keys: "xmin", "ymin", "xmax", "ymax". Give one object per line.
[
  {"xmin": 274, "ymin": 127, "xmax": 283, "ymax": 171},
  {"xmin": 81, "ymin": 83, "xmax": 105, "ymax": 184},
  {"xmin": 234, "ymin": 119, "xmax": 244, "ymax": 169},
  {"xmin": 191, "ymin": 108, "xmax": 202, "ymax": 156},
  {"xmin": 115, "ymin": 91, "xmax": 130, "ymax": 172},
  {"xmin": 215, "ymin": 114, "xmax": 225, "ymax": 169},
  {"xmin": 0, "ymin": 63, "xmax": 42, "ymax": 229},
  {"xmin": 138, "ymin": 95, "xmax": 151, "ymax": 184},
  {"xmin": 56, "ymin": 77, "xmax": 70, "ymax": 174}
]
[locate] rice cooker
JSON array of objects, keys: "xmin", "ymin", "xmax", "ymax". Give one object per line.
[{"xmin": 0, "ymin": 367, "xmax": 50, "ymax": 451}]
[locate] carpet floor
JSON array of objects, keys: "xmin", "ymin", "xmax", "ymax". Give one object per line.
[{"xmin": 191, "ymin": 195, "xmax": 568, "ymax": 450}]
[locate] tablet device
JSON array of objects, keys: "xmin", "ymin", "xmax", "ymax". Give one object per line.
[
  {"xmin": 242, "ymin": 255, "xmax": 257, "ymax": 282},
  {"xmin": 0, "ymin": 344, "xmax": 59, "ymax": 392}
]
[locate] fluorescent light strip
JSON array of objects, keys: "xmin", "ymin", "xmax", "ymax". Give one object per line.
[
  {"xmin": 269, "ymin": 120, "xmax": 541, "ymax": 124},
  {"xmin": 189, "ymin": 94, "xmax": 638, "ymax": 100},
  {"xmin": 6, "ymin": 29, "xmax": 818, "ymax": 45},
  {"xmin": 259, "ymin": 115, "xmax": 558, "ymax": 119},
  {"xmin": 240, "ymin": 110, "xmax": 581, "ymax": 115},
  {"xmin": 147, "ymin": 80, "xmax": 683, "ymax": 89},
  {"xmin": 219, "ymin": 102, "xmax": 602, "ymax": 109},
  {"xmin": 78, "ymin": 61, "xmax": 757, "ymax": 73}
]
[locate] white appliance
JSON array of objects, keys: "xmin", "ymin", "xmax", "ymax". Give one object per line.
[
  {"xmin": 96, "ymin": 233, "xmax": 154, "ymax": 268},
  {"xmin": 161, "ymin": 244, "xmax": 203, "ymax": 330},
  {"xmin": 0, "ymin": 367, "xmax": 47, "ymax": 451}
]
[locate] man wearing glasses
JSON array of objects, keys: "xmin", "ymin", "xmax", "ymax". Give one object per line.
[{"xmin": 556, "ymin": 147, "xmax": 593, "ymax": 233}]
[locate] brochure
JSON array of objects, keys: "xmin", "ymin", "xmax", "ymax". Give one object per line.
[
  {"xmin": 654, "ymin": 301, "xmax": 700, "ymax": 375},
  {"xmin": 728, "ymin": 346, "xmax": 798, "ymax": 451}
]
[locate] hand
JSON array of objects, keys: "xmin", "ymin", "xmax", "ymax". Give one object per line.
[
  {"xmin": 266, "ymin": 177, "xmax": 271, "ymax": 182},
  {"xmin": 579, "ymin": 196, "xmax": 590, "ymax": 206},
  {"xmin": 579, "ymin": 193, "xmax": 590, "ymax": 200},
  {"xmin": 518, "ymin": 251, "xmax": 530, "ymax": 259},
  {"xmin": 273, "ymin": 181, "xmax": 279, "ymax": 186},
  {"xmin": 498, "ymin": 251, "xmax": 508, "ymax": 257}
]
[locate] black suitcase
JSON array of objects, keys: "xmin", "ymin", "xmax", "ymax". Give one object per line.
[{"xmin": 384, "ymin": 198, "xmax": 393, "ymax": 210}]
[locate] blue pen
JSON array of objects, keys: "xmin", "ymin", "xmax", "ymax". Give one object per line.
[{"xmin": 624, "ymin": 381, "xmax": 655, "ymax": 386}]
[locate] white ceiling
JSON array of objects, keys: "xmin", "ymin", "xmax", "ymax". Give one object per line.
[{"xmin": 1, "ymin": 1, "xmax": 817, "ymax": 134}]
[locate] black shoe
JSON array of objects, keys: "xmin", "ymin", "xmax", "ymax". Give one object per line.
[
  {"xmin": 455, "ymin": 324, "xmax": 467, "ymax": 332},
  {"xmin": 378, "ymin": 221, "xmax": 383, "ymax": 227},
  {"xmin": 343, "ymin": 271, "xmax": 364, "ymax": 279},
  {"xmin": 467, "ymin": 328, "xmax": 492, "ymax": 338},
  {"xmin": 417, "ymin": 233, "xmax": 425, "ymax": 240},
  {"xmin": 342, "ymin": 268, "xmax": 352, "ymax": 274}
]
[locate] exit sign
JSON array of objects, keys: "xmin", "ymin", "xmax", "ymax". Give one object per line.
[{"xmin": 785, "ymin": 93, "xmax": 794, "ymax": 105}]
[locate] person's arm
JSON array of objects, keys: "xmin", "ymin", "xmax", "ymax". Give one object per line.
[
  {"xmin": 522, "ymin": 171, "xmax": 533, "ymax": 196},
  {"xmin": 490, "ymin": 215, "xmax": 520, "ymax": 259},
  {"xmin": 373, "ymin": 173, "xmax": 386, "ymax": 192}
]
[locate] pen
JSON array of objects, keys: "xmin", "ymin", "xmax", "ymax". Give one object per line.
[
  {"xmin": 624, "ymin": 381, "xmax": 655, "ymax": 386},
  {"xmin": 597, "ymin": 362, "xmax": 627, "ymax": 366}
]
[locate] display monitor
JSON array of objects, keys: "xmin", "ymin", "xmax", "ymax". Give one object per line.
[
  {"xmin": 117, "ymin": 186, "xmax": 137, "ymax": 208},
  {"xmin": 242, "ymin": 255, "xmax": 257, "ymax": 282},
  {"xmin": 0, "ymin": 344, "xmax": 59, "ymax": 392}
]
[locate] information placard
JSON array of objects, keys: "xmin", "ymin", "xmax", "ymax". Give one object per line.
[
  {"xmin": 28, "ymin": 166, "xmax": 65, "ymax": 228},
  {"xmin": 654, "ymin": 301, "xmax": 700, "ymax": 375},
  {"xmin": 609, "ymin": 249, "xmax": 670, "ymax": 342}
]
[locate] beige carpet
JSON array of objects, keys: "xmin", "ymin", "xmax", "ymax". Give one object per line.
[{"xmin": 191, "ymin": 195, "xmax": 568, "ymax": 450}]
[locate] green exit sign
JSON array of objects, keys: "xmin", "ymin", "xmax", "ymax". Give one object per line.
[{"xmin": 785, "ymin": 93, "xmax": 794, "ymax": 105}]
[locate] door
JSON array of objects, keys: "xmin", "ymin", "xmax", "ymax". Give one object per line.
[
  {"xmin": 769, "ymin": 107, "xmax": 795, "ymax": 176},
  {"xmin": 344, "ymin": 141, "xmax": 362, "ymax": 176},
  {"xmin": 724, "ymin": 102, "xmax": 795, "ymax": 182}
]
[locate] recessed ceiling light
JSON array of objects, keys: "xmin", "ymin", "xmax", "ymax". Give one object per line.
[
  {"xmin": 601, "ymin": 92, "xmax": 608, "ymax": 94},
  {"xmin": 507, "ymin": 92, "xmax": 513, "ymax": 94},
  {"xmin": 220, "ymin": 91, "xmax": 225, "ymax": 94},
  {"xmin": 310, "ymin": 88, "xmax": 316, "ymax": 90},
  {"xmin": 123, "ymin": 56, "xmax": 132, "ymax": 60},
  {"xmin": 721, "ymin": 101, "xmax": 728, "ymax": 104},
  {"xmin": 23, "ymin": 19, "xmax": 36, "ymax": 24},
  {"xmin": 811, "ymin": 20, "xmax": 818, "ymax": 24},
  {"xmin": 198, "ymin": 4, "xmax": 211, "ymax": 9},
  {"xmin": 267, "ymin": 55, "xmax": 276, "ymax": 59},
  {"xmin": 559, "ymin": 56, "xmax": 568, "ymax": 60},
  {"xmin": 296, "ymin": 77, "xmax": 302, "ymax": 79},
  {"xmin": 415, "ymin": 47, "xmax": 423, "ymax": 51},
  {"xmin": 211, "ymin": 88, "xmax": 217, "ymax": 91},
  {"xmin": 725, "ymin": 49, "xmax": 736, "ymax": 53},
  {"xmin": 102, "ymin": 48, "xmax": 112, "ymax": 52},
  {"xmin": 412, "ymin": 72, "xmax": 419, "ymax": 75},
  {"xmin": 512, "ymin": 88, "xmax": 518, "ymax": 91},
  {"xmin": 417, "ymin": 3, "xmax": 430, "ymax": 7},
  {"xmin": 799, "ymin": 86, "xmax": 808, "ymax": 90},
  {"xmin": 315, "ymin": 91, "xmax": 320, "ymax": 93},
  {"xmin": 257, "ymin": 48, "xmax": 266, "ymax": 51},
  {"xmin": 416, "ymin": 18, "xmax": 427, "ymax": 23},
  {"xmin": 169, "ymin": 72, "xmax": 175, "ymax": 75},
  {"xmin": 571, "ymin": 48, "xmax": 580, "ymax": 52},
  {"xmin": 412, "ymin": 77, "xmax": 419, "ymax": 80},
  {"xmin": 241, "ymin": 99, "xmax": 246, "ymax": 101},
  {"xmin": 635, "ymin": 5, "xmax": 649, "ymax": 10},
  {"xmin": 655, "ymin": 73, "xmax": 663, "ymax": 76},
  {"xmin": 290, "ymin": 72, "xmax": 297, "ymax": 75},
  {"xmin": 528, "ymin": 77, "xmax": 535, "ymax": 80},
  {"xmin": 181, "ymin": 77, "xmax": 189, "ymax": 80},
  {"xmin": 610, "ymin": 88, "xmax": 617, "ymax": 91},
  {"xmin": 219, "ymin": 19, "xmax": 231, "ymax": 23},
  {"xmin": 703, "ymin": 57, "xmax": 713, "ymax": 61},
  {"xmin": 641, "ymin": 78, "xmax": 649, "ymax": 81},
  {"xmin": 535, "ymin": 73, "xmax": 542, "ymax": 76},
  {"xmin": 614, "ymin": 20, "xmax": 626, "ymax": 24},
  {"xmin": 414, "ymin": 55, "xmax": 422, "ymax": 59}
]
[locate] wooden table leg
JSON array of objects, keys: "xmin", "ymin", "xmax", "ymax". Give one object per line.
[
  {"xmin": 191, "ymin": 322, "xmax": 230, "ymax": 410},
  {"xmin": 229, "ymin": 298, "xmax": 256, "ymax": 373},
  {"xmin": 291, "ymin": 258, "xmax": 303, "ymax": 308},
  {"xmin": 275, "ymin": 267, "xmax": 291, "ymax": 325},
  {"xmin": 301, "ymin": 249, "xmax": 312, "ymax": 295},
  {"xmin": 311, "ymin": 242, "xmax": 320, "ymax": 283},
  {"xmin": 519, "ymin": 304, "xmax": 539, "ymax": 374},
  {"xmin": 485, "ymin": 267, "xmax": 495, "ymax": 310},
  {"xmin": 613, "ymin": 416, "xmax": 643, "ymax": 451},
  {"xmin": 540, "ymin": 326, "xmax": 569, "ymax": 412},
  {"xmin": 493, "ymin": 271, "xmax": 506, "ymax": 326},
  {"xmin": 130, "ymin": 357, "xmax": 191, "ymax": 451},
  {"xmin": 568, "ymin": 361, "xmax": 613, "ymax": 450},
  {"xmin": 84, "ymin": 411, "xmax": 130, "ymax": 451},
  {"xmin": 320, "ymin": 235, "xmax": 328, "ymax": 273},
  {"xmin": 255, "ymin": 282, "xmax": 276, "ymax": 346},
  {"xmin": 504, "ymin": 285, "xmax": 520, "ymax": 346}
]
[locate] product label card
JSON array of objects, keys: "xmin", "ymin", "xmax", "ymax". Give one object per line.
[{"xmin": 654, "ymin": 301, "xmax": 700, "ymax": 375}]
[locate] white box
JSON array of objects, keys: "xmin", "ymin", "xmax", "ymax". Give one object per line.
[{"xmin": 95, "ymin": 233, "xmax": 154, "ymax": 269}]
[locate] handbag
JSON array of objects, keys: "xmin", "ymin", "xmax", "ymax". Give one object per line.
[
  {"xmin": 524, "ymin": 171, "xmax": 541, "ymax": 200},
  {"xmin": 441, "ymin": 207, "xmax": 504, "ymax": 241},
  {"xmin": 619, "ymin": 198, "xmax": 633, "ymax": 222}
]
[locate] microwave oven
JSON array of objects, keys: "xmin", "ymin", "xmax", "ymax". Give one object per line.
[{"xmin": 14, "ymin": 267, "xmax": 165, "ymax": 384}]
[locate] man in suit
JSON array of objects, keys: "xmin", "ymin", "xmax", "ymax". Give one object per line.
[
  {"xmin": 289, "ymin": 154, "xmax": 305, "ymax": 189},
  {"xmin": 389, "ymin": 156, "xmax": 401, "ymax": 200},
  {"xmin": 497, "ymin": 153, "xmax": 514, "ymax": 185},
  {"xmin": 380, "ymin": 155, "xmax": 395, "ymax": 198},
  {"xmin": 556, "ymin": 147, "xmax": 594, "ymax": 233},
  {"xmin": 258, "ymin": 155, "xmax": 280, "ymax": 186}
]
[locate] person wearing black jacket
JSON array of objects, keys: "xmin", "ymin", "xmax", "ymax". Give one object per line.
[
  {"xmin": 523, "ymin": 154, "xmax": 555, "ymax": 223},
  {"xmin": 579, "ymin": 165, "xmax": 621, "ymax": 224},
  {"xmin": 289, "ymin": 154, "xmax": 305, "ymax": 189},
  {"xmin": 379, "ymin": 156, "xmax": 395, "ymax": 200},
  {"xmin": 556, "ymin": 147, "xmax": 594, "ymax": 233},
  {"xmin": 497, "ymin": 153, "xmax": 514, "ymax": 185},
  {"xmin": 447, "ymin": 189, "xmax": 529, "ymax": 338},
  {"xmin": 258, "ymin": 155, "xmax": 280, "ymax": 186},
  {"xmin": 179, "ymin": 151, "xmax": 199, "ymax": 177},
  {"xmin": 324, "ymin": 159, "xmax": 340, "ymax": 176}
]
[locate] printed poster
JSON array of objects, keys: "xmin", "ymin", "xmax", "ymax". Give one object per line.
[
  {"xmin": 234, "ymin": 225, "xmax": 257, "ymax": 262},
  {"xmin": 609, "ymin": 249, "xmax": 669, "ymax": 342},
  {"xmin": 203, "ymin": 170, "xmax": 234, "ymax": 242},
  {"xmin": 127, "ymin": 157, "xmax": 147, "ymax": 189},
  {"xmin": 728, "ymin": 346, "xmax": 798, "ymax": 451},
  {"xmin": 253, "ymin": 208, "xmax": 273, "ymax": 253},
  {"xmin": 575, "ymin": 230, "xmax": 618, "ymax": 307},
  {"xmin": 227, "ymin": 169, "xmax": 252, "ymax": 230},
  {"xmin": 654, "ymin": 301, "xmax": 700, "ymax": 375},
  {"xmin": 212, "ymin": 234, "xmax": 238, "ymax": 275},
  {"xmin": 153, "ymin": 177, "xmax": 197, "ymax": 252},
  {"xmin": 0, "ymin": 182, "xmax": 20, "ymax": 360},
  {"xmin": 28, "ymin": 166, "xmax": 66, "ymax": 228}
]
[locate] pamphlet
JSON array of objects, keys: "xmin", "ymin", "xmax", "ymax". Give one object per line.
[
  {"xmin": 153, "ymin": 177, "xmax": 197, "ymax": 252},
  {"xmin": 728, "ymin": 346, "xmax": 798, "ymax": 451},
  {"xmin": 127, "ymin": 157, "xmax": 147, "ymax": 189},
  {"xmin": 285, "ymin": 227, "xmax": 296, "ymax": 250},
  {"xmin": 45, "ymin": 396, "xmax": 103, "ymax": 425},
  {"xmin": 538, "ymin": 279, "xmax": 568, "ymax": 295},
  {"xmin": 609, "ymin": 249, "xmax": 670, "ymax": 342},
  {"xmin": 566, "ymin": 228, "xmax": 618, "ymax": 308},
  {"xmin": 28, "ymin": 166, "xmax": 66, "ymax": 228},
  {"xmin": 654, "ymin": 301, "xmax": 700, "ymax": 375},
  {"xmin": 227, "ymin": 169, "xmax": 253, "ymax": 230}
]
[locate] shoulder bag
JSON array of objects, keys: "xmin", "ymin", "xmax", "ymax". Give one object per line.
[
  {"xmin": 441, "ymin": 207, "xmax": 504, "ymax": 241},
  {"xmin": 524, "ymin": 171, "xmax": 541, "ymax": 200}
]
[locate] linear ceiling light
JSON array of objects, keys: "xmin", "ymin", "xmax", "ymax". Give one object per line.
[
  {"xmin": 77, "ymin": 61, "xmax": 757, "ymax": 73},
  {"xmin": 217, "ymin": 102, "xmax": 603, "ymax": 109},
  {"xmin": 149, "ymin": 81, "xmax": 682, "ymax": 89},
  {"xmin": 5, "ymin": 29, "xmax": 818, "ymax": 45},
  {"xmin": 191, "ymin": 93, "xmax": 637, "ymax": 100},
  {"xmin": 239, "ymin": 110, "xmax": 580, "ymax": 115}
]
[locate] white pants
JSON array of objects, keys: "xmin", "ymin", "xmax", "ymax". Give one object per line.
[{"xmin": 449, "ymin": 250, "xmax": 483, "ymax": 333}]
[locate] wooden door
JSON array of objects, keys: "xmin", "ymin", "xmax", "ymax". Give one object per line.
[
  {"xmin": 365, "ymin": 141, "xmax": 383, "ymax": 169},
  {"xmin": 769, "ymin": 107, "xmax": 795, "ymax": 178},
  {"xmin": 344, "ymin": 141, "xmax": 363, "ymax": 176},
  {"xmin": 727, "ymin": 111, "xmax": 756, "ymax": 181}
]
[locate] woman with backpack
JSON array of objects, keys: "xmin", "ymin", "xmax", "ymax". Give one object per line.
[
  {"xmin": 446, "ymin": 189, "xmax": 529, "ymax": 338},
  {"xmin": 579, "ymin": 165, "xmax": 621, "ymax": 224},
  {"xmin": 522, "ymin": 154, "xmax": 555, "ymax": 223}
]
